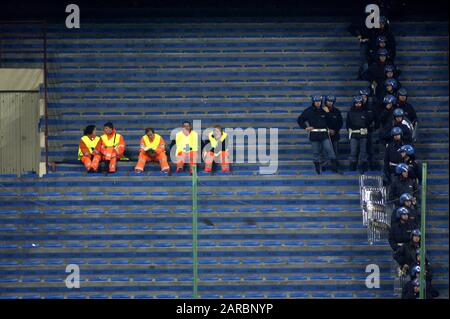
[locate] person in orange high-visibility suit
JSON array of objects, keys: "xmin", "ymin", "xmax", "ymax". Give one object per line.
[
  {"xmin": 173, "ymin": 121, "xmax": 199, "ymax": 174},
  {"xmin": 134, "ymin": 128, "xmax": 170, "ymax": 173},
  {"xmin": 203, "ymin": 125, "xmax": 230, "ymax": 173},
  {"xmin": 99, "ymin": 122, "xmax": 126, "ymax": 173},
  {"xmin": 78, "ymin": 125, "xmax": 101, "ymax": 172}
]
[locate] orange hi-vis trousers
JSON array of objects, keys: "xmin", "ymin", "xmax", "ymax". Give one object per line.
[
  {"xmin": 102, "ymin": 147, "xmax": 120, "ymax": 173},
  {"xmin": 81, "ymin": 154, "xmax": 101, "ymax": 171},
  {"xmin": 135, "ymin": 150, "xmax": 169, "ymax": 172},
  {"xmin": 176, "ymin": 151, "xmax": 198, "ymax": 172},
  {"xmin": 204, "ymin": 151, "xmax": 230, "ymax": 172}
]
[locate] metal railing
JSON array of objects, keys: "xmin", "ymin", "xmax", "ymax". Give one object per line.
[
  {"xmin": 419, "ymin": 163, "xmax": 427, "ymax": 299},
  {"xmin": 0, "ymin": 20, "xmax": 49, "ymax": 170},
  {"xmin": 359, "ymin": 175, "xmax": 390, "ymax": 245},
  {"xmin": 191, "ymin": 165, "xmax": 199, "ymax": 298}
]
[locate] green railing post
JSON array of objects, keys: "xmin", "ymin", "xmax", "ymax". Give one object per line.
[
  {"xmin": 192, "ymin": 164, "xmax": 199, "ymax": 299},
  {"xmin": 419, "ymin": 163, "xmax": 427, "ymax": 299}
]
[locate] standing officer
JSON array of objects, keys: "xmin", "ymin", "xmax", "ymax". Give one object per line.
[
  {"xmin": 346, "ymin": 95, "xmax": 373, "ymax": 173},
  {"xmin": 297, "ymin": 95, "xmax": 337, "ymax": 175},
  {"xmin": 324, "ymin": 95, "xmax": 343, "ymax": 165},
  {"xmin": 360, "ymin": 88, "xmax": 378, "ymax": 170}
]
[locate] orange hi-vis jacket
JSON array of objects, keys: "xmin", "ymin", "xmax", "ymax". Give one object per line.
[{"xmin": 100, "ymin": 129, "xmax": 125, "ymax": 157}]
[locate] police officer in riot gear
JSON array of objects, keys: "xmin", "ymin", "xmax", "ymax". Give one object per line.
[
  {"xmin": 388, "ymin": 207, "xmax": 417, "ymax": 251},
  {"xmin": 297, "ymin": 96, "xmax": 338, "ymax": 175},
  {"xmin": 383, "ymin": 127, "xmax": 404, "ymax": 185},
  {"xmin": 396, "ymin": 88, "xmax": 417, "ymax": 125},
  {"xmin": 324, "ymin": 95, "xmax": 343, "ymax": 166},
  {"xmin": 346, "ymin": 95, "xmax": 374, "ymax": 173},
  {"xmin": 379, "ymin": 95, "xmax": 398, "ymax": 145},
  {"xmin": 399, "ymin": 144, "xmax": 421, "ymax": 183},
  {"xmin": 389, "ymin": 163, "xmax": 419, "ymax": 206},
  {"xmin": 360, "ymin": 88, "xmax": 378, "ymax": 170},
  {"xmin": 392, "ymin": 108, "xmax": 414, "ymax": 144}
]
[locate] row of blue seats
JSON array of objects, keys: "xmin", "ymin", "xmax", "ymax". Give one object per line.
[
  {"xmin": 0, "ymin": 189, "xmax": 360, "ymax": 196},
  {"xmin": 48, "ymin": 99, "xmax": 449, "ymax": 108},
  {"xmin": 2, "ymin": 188, "xmax": 448, "ymax": 197},
  {"xmin": 45, "ymin": 149, "xmax": 450, "ymax": 159},
  {"xmin": 9, "ymin": 54, "xmax": 449, "ymax": 64},
  {"xmin": 1, "ymin": 223, "xmax": 448, "ymax": 233},
  {"xmin": 0, "ymin": 275, "xmax": 405, "ymax": 284},
  {"xmin": 0, "ymin": 249, "xmax": 402, "ymax": 262},
  {"xmin": 34, "ymin": 171, "xmax": 448, "ymax": 179},
  {"xmin": 0, "ymin": 223, "xmax": 372, "ymax": 232},
  {"xmin": 0, "ymin": 206, "xmax": 446, "ymax": 216},
  {"xmin": 2, "ymin": 178, "xmax": 448, "ymax": 187},
  {"xmin": 47, "ymin": 84, "xmax": 449, "ymax": 93},
  {"xmin": 0, "ymin": 241, "xmax": 392, "ymax": 250},
  {"xmin": 0, "ymin": 199, "xmax": 363, "ymax": 207},
  {"xmin": 1, "ymin": 232, "xmax": 448, "ymax": 241},
  {"xmin": 2, "ymin": 283, "xmax": 441, "ymax": 294},
  {"xmin": 4, "ymin": 35, "xmax": 447, "ymax": 45},
  {"xmin": 34, "ymin": 43, "xmax": 442, "ymax": 51},
  {"xmin": 51, "ymin": 62, "xmax": 446, "ymax": 70},
  {"xmin": 50, "ymin": 72, "xmax": 448, "ymax": 80},
  {"xmin": 56, "ymin": 92, "xmax": 448, "ymax": 99},
  {"xmin": 1, "ymin": 265, "xmax": 436, "ymax": 276},
  {"xmin": 0, "ymin": 214, "xmax": 446, "ymax": 224},
  {"xmin": 0, "ymin": 248, "xmax": 407, "ymax": 259}
]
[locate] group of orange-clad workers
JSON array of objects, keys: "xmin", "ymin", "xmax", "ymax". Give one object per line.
[{"xmin": 78, "ymin": 121, "xmax": 230, "ymax": 174}]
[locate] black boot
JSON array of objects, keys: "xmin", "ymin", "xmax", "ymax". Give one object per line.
[
  {"xmin": 313, "ymin": 162, "xmax": 321, "ymax": 175},
  {"xmin": 330, "ymin": 160, "xmax": 338, "ymax": 173},
  {"xmin": 350, "ymin": 161, "xmax": 358, "ymax": 171}
]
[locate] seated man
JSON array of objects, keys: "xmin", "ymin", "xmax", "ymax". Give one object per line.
[
  {"xmin": 99, "ymin": 122, "xmax": 126, "ymax": 173},
  {"xmin": 78, "ymin": 125, "xmax": 101, "ymax": 173},
  {"xmin": 389, "ymin": 164, "xmax": 419, "ymax": 206},
  {"xmin": 174, "ymin": 121, "xmax": 199, "ymax": 174},
  {"xmin": 134, "ymin": 128, "xmax": 169, "ymax": 173},
  {"xmin": 388, "ymin": 207, "xmax": 417, "ymax": 251},
  {"xmin": 203, "ymin": 125, "xmax": 230, "ymax": 173}
]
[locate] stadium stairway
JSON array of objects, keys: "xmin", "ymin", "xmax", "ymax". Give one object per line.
[{"xmin": 0, "ymin": 19, "xmax": 448, "ymax": 299}]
